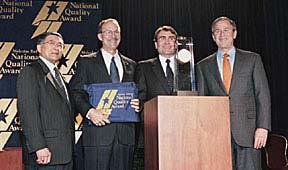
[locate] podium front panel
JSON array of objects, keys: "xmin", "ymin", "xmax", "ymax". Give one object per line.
[{"xmin": 144, "ymin": 96, "xmax": 232, "ymax": 170}]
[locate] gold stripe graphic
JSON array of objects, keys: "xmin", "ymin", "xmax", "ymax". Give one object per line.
[
  {"xmin": 31, "ymin": 21, "xmax": 51, "ymax": 38},
  {"xmin": 0, "ymin": 42, "xmax": 15, "ymax": 68},
  {"xmin": 0, "ymin": 132, "xmax": 12, "ymax": 151},
  {"xmin": 0, "ymin": 42, "xmax": 15, "ymax": 79},
  {"xmin": 31, "ymin": 21, "xmax": 63, "ymax": 39},
  {"xmin": 46, "ymin": 21, "xmax": 62, "ymax": 33}
]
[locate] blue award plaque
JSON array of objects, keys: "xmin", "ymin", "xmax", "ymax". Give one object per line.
[{"xmin": 84, "ymin": 82, "xmax": 139, "ymax": 122}]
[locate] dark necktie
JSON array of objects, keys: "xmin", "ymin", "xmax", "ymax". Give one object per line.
[
  {"xmin": 223, "ymin": 53, "xmax": 232, "ymax": 93},
  {"xmin": 110, "ymin": 57, "xmax": 120, "ymax": 83},
  {"xmin": 54, "ymin": 67, "xmax": 68, "ymax": 100},
  {"xmin": 54, "ymin": 67, "xmax": 64, "ymax": 90},
  {"xmin": 166, "ymin": 59, "xmax": 174, "ymax": 93}
]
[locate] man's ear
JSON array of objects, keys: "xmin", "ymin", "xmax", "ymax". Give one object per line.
[
  {"xmin": 36, "ymin": 44, "xmax": 41, "ymax": 54},
  {"xmin": 154, "ymin": 41, "xmax": 158, "ymax": 49},
  {"xmin": 233, "ymin": 30, "xmax": 237, "ymax": 39},
  {"xmin": 97, "ymin": 33, "xmax": 103, "ymax": 41},
  {"xmin": 212, "ymin": 33, "xmax": 216, "ymax": 42}
]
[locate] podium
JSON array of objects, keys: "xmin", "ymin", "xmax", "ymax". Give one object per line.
[
  {"xmin": 144, "ymin": 96, "xmax": 232, "ymax": 170},
  {"xmin": 0, "ymin": 147, "xmax": 24, "ymax": 170}
]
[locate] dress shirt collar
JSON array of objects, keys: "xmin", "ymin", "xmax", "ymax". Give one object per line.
[
  {"xmin": 100, "ymin": 48, "xmax": 123, "ymax": 81},
  {"xmin": 158, "ymin": 54, "xmax": 176, "ymax": 74},
  {"xmin": 39, "ymin": 56, "xmax": 58, "ymax": 76},
  {"xmin": 216, "ymin": 47, "xmax": 236, "ymax": 62}
]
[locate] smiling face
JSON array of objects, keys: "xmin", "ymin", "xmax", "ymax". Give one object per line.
[
  {"xmin": 154, "ymin": 30, "xmax": 177, "ymax": 58},
  {"xmin": 97, "ymin": 20, "xmax": 121, "ymax": 55},
  {"xmin": 37, "ymin": 34, "xmax": 64, "ymax": 64},
  {"xmin": 212, "ymin": 19, "xmax": 237, "ymax": 52}
]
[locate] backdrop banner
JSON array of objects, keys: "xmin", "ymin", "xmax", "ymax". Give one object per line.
[{"xmin": 0, "ymin": 0, "xmax": 102, "ymax": 169}]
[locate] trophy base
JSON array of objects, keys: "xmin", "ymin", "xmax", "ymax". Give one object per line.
[{"xmin": 176, "ymin": 90, "xmax": 198, "ymax": 96}]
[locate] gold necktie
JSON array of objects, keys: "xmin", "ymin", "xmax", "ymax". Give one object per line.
[{"xmin": 223, "ymin": 53, "xmax": 231, "ymax": 93}]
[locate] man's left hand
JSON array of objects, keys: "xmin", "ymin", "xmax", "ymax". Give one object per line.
[
  {"xmin": 254, "ymin": 128, "xmax": 268, "ymax": 149},
  {"xmin": 130, "ymin": 99, "xmax": 140, "ymax": 112}
]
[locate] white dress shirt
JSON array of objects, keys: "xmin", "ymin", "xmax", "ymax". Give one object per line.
[
  {"xmin": 159, "ymin": 55, "xmax": 175, "ymax": 76},
  {"xmin": 39, "ymin": 56, "xmax": 69, "ymax": 100},
  {"xmin": 101, "ymin": 48, "xmax": 124, "ymax": 82}
]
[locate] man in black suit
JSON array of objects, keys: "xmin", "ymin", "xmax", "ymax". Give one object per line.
[
  {"xmin": 17, "ymin": 32, "xmax": 74, "ymax": 170},
  {"xmin": 197, "ymin": 16, "xmax": 271, "ymax": 170},
  {"xmin": 135, "ymin": 26, "xmax": 177, "ymax": 103},
  {"xmin": 133, "ymin": 25, "xmax": 178, "ymax": 166},
  {"xmin": 69, "ymin": 18, "xmax": 139, "ymax": 170}
]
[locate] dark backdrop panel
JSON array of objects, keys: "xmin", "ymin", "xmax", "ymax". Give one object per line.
[{"xmin": 90, "ymin": 0, "xmax": 288, "ymax": 137}]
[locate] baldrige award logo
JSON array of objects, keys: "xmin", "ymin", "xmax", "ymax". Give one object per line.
[
  {"xmin": 31, "ymin": 1, "xmax": 100, "ymax": 38},
  {"xmin": 96, "ymin": 89, "xmax": 118, "ymax": 118},
  {"xmin": 0, "ymin": 98, "xmax": 19, "ymax": 150},
  {"xmin": 85, "ymin": 82, "xmax": 139, "ymax": 122}
]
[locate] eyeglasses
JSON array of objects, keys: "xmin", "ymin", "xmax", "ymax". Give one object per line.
[
  {"xmin": 157, "ymin": 36, "xmax": 176, "ymax": 42},
  {"xmin": 42, "ymin": 41, "xmax": 64, "ymax": 48},
  {"xmin": 213, "ymin": 28, "xmax": 235, "ymax": 35},
  {"xmin": 101, "ymin": 30, "xmax": 120, "ymax": 37}
]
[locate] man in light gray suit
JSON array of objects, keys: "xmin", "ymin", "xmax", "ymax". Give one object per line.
[{"xmin": 196, "ymin": 16, "xmax": 271, "ymax": 170}]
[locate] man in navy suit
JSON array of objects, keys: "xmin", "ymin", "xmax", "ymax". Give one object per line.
[
  {"xmin": 69, "ymin": 18, "xmax": 139, "ymax": 170},
  {"xmin": 17, "ymin": 32, "xmax": 74, "ymax": 170},
  {"xmin": 197, "ymin": 16, "xmax": 271, "ymax": 170}
]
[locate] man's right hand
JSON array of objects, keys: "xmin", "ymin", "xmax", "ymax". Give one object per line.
[
  {"xmin": 36, "ymin": 147, "xmax": 51, "ymax": 164},
  {"xmin": 87, "ymin": 108, "xmax": 110, "ymax": 126}
]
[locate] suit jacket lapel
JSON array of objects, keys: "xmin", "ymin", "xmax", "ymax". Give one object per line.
[
  {"xmin": 94, "ymin": 52, "xmax": 111, "ymax": 82},
  {"xmin": 37, "ymin": 59, "xmax": 56, "ymax": 87},
  {"xmin": 152, "ymin": 58, "xmax": 170, "ymax": 94},
  {"xmin": 120, "ymin": 54, "xmax": 134, "ymax": 82},
  {"xmin": 37, "ymin": 59, "xmax": 71, "ymax": 106},
  {"xmin": 207, "ymin": 54, "xmax": 227, "ymax": 94},
  {"xmin": 230, "ymin": 49, "xmax": 245, "ymax": 93}
]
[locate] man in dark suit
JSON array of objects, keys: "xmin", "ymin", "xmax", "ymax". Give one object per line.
[
  {"xmin": 196, "ymin": 16, "xmax": 271, "ymax": 170},
  {"xmin": 69, "ymin": 18, "xmax": 139, "ymax": 170},
  {"xmin": 135, "ymin": 25, "xmax": 177, "ymax": 104},
  {"xmin": 133, "ymin": 25, "xmax": 178, "ymax": 167},
  {"xmin": 17, "ymin": 32, "xmax": 74, "ymax": 170}
]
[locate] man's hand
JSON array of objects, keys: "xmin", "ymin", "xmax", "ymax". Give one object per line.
[
  {"xmin": 87, "ymin": 108, "xmax": 110, "ymax": 126},
  {"xmin": 254, "ymin": 128, "xmax": 268, "ymax": 149},
  {"xmin": 130, "ymin": 99, "xmax": 140, "ymax": 112},
  {"xmin": 36, "ymin": 148, "xmax": 51, "ymax": 164}
]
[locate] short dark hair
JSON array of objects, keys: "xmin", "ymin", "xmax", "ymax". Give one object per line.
[
  {"xmin": 36, "ymin": 32, "xmax": 63, "ymax": 45},
  {"xmin": 154, "ymin": 26, "xmax": 177, "ymax": 42},
  {"xmin": 97, "ymin": 18, "xmax": 120, "ymax": 33},
  {"xmin": 211, "ymin": 16, "xmax": 237, "ymax": 32}
]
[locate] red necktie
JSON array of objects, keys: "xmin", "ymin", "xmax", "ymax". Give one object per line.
[{"xmin": 223, "ymin": 53, "xmax": 231, "ymax": 93}]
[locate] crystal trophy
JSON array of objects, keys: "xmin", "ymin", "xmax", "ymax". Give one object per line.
[{"xmin": 174, "ymin": 36, "xmax": 197, "ymax": 95}]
